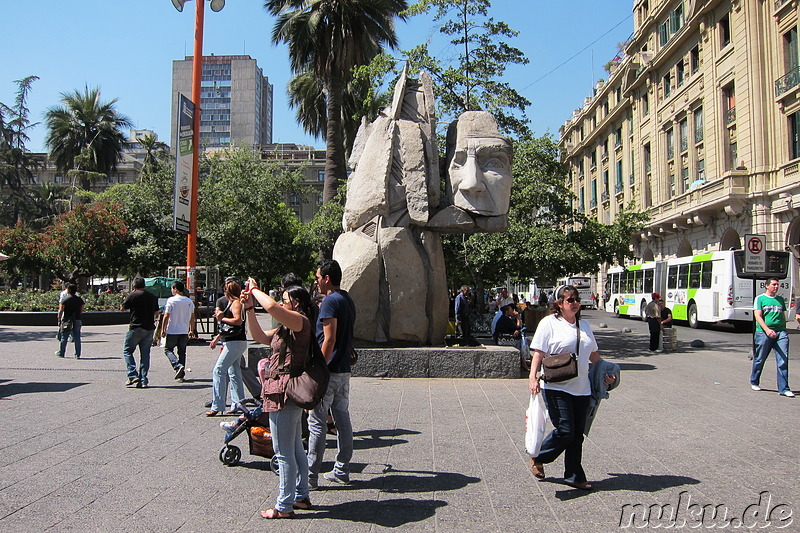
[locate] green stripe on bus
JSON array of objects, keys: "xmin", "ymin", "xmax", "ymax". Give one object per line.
[
  {"xmin": 692, "ymin": 253, "xmax": 713, "ymax": 262},
  {"xmin": 619, "ymin": 306, "xmax": 630, "ymax": 314},
  {"xmin": 672, "ymin": 304, "xmax": 688, "ymax": 320},
  {"xmin": 688, "ymin": 289, "xmax": 697, "ymax": 299}
]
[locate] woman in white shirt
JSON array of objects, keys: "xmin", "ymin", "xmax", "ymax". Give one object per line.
[{"xmin": 528, "ymin": 285, "xmax": 616, "ymax": 490}]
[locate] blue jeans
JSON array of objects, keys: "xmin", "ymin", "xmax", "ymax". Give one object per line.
[
  {"xmin": 58, "ymin": 320, "xmax": 82, "ymax": 358},
  {"xmin": 307, "ymin": 372, "xmax": 353, "ymax": 478},
  {"xmin": 123, "ymin": 327, "xmax": 155, "ymax": 385},
  {"xmin": 535, "ymin": 389, "xmax": 590, "ymax": 484},
  {"xmin": 211, "ymin": 340, "xmax": 247, "ymax": 412},
  {"xmin": 751, "ymin": 330, "xmax": 790, "ymax": 393},
  {"xmin": 270, "ymin": 401, "xmax": 310, "ymax": 513},
  {"xmin": 164, "ymin": 334, "xmax": 188, "ymax": 370}
]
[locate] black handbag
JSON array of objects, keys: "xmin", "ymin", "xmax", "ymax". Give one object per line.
[
  {"xmin": 218, "ymin": 301, "xmax": 245, "ymax": 338},
  {"xmin": 541, "ymin": 321, "xmax": 580, "ymax": 383}
]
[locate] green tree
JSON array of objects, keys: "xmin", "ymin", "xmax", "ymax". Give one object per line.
[
  {"xmin": 0, "ymin": 223, "xmax": 41, "ymax": 286},
  {"xmin": 137, "ymin": 133, "xmax": 170, "ymax": 177},
  {"xmin": 97, "ymin": 163, "xmax": 186, "ymax": 277},
  {"xmin": 39, "ymin": 202, "xmax": 129, "ymax": 283},
  {"xmin": 404, "ymin": 0, "xmax": 531, "ymax": 137},
  {"xmin": 44, "ymin": 86, "xmax": 132, "ymax": 190},
  {"xmin": 266, "ymin": 0, "xmax": 408, "ymax": 204},
  {"xmin": 197, "ymin": 146, "xmax": 314, "ymax": 285},
  {"xmin": 0, "ymin": 76, "xmax": 41, "ymax": 224}
]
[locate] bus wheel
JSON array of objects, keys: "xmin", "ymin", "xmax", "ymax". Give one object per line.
[
  {"xmin": 614, "ymin": 302, "xmax": 620, "ymax": 318},
  {"xmin": 640, "ymin": 301, "xmax": 648, "ymax": 321},
  {"xmin": 688, "ymin": 303, "xmax": 699, "ymax": 329}
]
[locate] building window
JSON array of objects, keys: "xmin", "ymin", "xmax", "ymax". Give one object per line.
[
  {"xmin": 642, "ymin": 92, "xmax": 649, "ymax": 116},
  {"xmin": 616, "ymin": 86, "xmax": 622, "ymax": 104},
  {"xmin": 578, "ymin": 159, "xmax": 585, "ymax": 177},
  {"xmin": 690, "ymin": 45, "xmax": 700, "ymax": 73},
  {"xmin": 290, "ymin": 194, "xmax": 300, "ymax": 206},
  {"xmin": 679, "ymin": 119, "xmax": 688, "ymax": 152},
  {"xmin": 317, "ymin": 170, "xmax": 325, "ymax": 181},
  {"xmin": 697, "ymin": 159, "xmax": 705, "ymax": 180},
  {"xmin": 317, "ymin": 192, "xmax": 324, "ymax": 205},
  {"xmin": 603, "ymin": 100, "xmax": 609, "ymax": 115},
  {"xmin": 681, "ymin": 166, "xmax": 689, "ymax": 192},
  {"xmin": 616, "ymin": 160, "xmax": 624, "ymax": 192},
  {"xmin": 591, "ymin": 179, "xmax": 597, "ymax": 207},
  {"xmin": 644, "ymin": 143, "xmax": 651, "ymax": 173},
  {"xmin": 670, "ymin": 3, "xmax": 684, "ymax": 33},
  {"xmin": 790, "ymin": 110, "xmax": 800, "ymax": 159},
  {"xmin": 669, "ymin": 172, "xmax": 676, "ymax": 196},
  {"xmin": 579, "ymin": 188, "xmax": 585, "ymax": 211},
  {"xmin": 664, "ymin": 72, "xmax": 672, "ymax": 98},
  {"xmin": 719, "ymin": 13, "xmax": 731, "ymax": 48},
  {"xmin": 693, "ymin": 107, "xmax": 704, "ymax": 143},
  {"xmin": 666, "ymin": 128, "xmax": 674, "ymax": 160},
  {"xmin": 723, "ymin": 83, "xmax": 736, "ymax": 125},
  {"xmin": 603, "ymin": 170, "xmax": 609, "ymax": 195},
  {"xmin": 677, "ymin": 60, "xmax": 685, "ymax": 87},
  {"xmin": 659, "ymin": 21, "xmax": 669, "ymax": 46},
  {"xmin": 784, "ymin": 27, "xmax": 798, "ymax": 72},
  {"xmin": 728, "ymin": 141, "xmax": 738, "ymax": 170},
  {"xmin": 591, "ymin": 150, "xmax": 597, "ymax": 169}
]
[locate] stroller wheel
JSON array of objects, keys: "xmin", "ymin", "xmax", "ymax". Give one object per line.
[
  {"xmin": 219, "ymin": 445, "xmax": 241, "ymax": 466},
  {"xmin": 270, "ymin": 455, "xmax": 280, "ymax": 476}
]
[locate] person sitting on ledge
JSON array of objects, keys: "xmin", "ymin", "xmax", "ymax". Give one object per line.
[{"xmin": 493, "ymin": 304, "xmax": 521, "ymax": 344}]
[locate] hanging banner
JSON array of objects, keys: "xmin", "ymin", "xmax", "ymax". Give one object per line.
[{"xmin": 173, "ymin": 94, "xmax": 194, "ymax": 233}]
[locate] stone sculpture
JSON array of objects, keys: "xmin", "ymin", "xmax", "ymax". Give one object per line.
[{"xmin": 333, "ymin": 68, "xmax": 513, "ymax": 345}]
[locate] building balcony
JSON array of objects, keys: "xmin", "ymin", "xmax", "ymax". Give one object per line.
[
  {"xmin": 776, "ymin": 0, "xmax": 791, "ymax": 12},
  {"xmin": 590, "ymin": 198, "xmax": 597, "ymax": 208},
  {"xmin": 775, "ymin": 65, "xmax": 800, "ymax": 98},
  {"xmin": 601, "ymin": 191, "xmax": 610, "ymax": 203},
  {"xmin": 615, "ymin": 182, "xmax": 624, "ymax": 194}
]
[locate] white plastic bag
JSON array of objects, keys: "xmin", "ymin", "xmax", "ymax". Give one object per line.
[{"xmin": 524, "ymin": 393, "xmax": 549, "ymax": 456}]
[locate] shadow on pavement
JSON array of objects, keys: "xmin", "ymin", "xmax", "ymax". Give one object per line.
[
  {"xmin": 598, "ymin": 472, "xmax": 700, "ymax": 493},
  {"xmin": 0, "ymin": 380, "xmax": 87, "ymax": 398},
  {"xmin": 617, "ymin": 362, "xmax": 657, "ymax": 371},
  {"xmin": 310, "ymin": 498, "xmax": 447, "ymax": 526},
  {"xmin": 352, "ymin": 428, "xmax": 422, "ymax": 451}
]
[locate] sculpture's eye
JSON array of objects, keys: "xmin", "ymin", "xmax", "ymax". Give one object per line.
[
  {"xmin": 480, "ymin": 154, "xmax": 509, "ymax": 171},
  {"xmin": 451, "ymin": 150, "xmax": 468, "ymax": 168}
]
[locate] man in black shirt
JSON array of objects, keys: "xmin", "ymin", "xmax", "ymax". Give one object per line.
[
  {"xmin": 57, "ymin": 283, "xmax": 84, "ymax": 358},
  {"xmin": 121, "ymin": 277, "xmax": 160, "ymax": 388}
]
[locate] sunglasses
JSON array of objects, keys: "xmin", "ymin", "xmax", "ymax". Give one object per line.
[{"xmin": 563, "ymin": 297, "xmax": 581, "ymax": 303}]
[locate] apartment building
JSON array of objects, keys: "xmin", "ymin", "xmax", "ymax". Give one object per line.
[
  {"xmin": 560, "ymin": 0, "xmax": 800, "ymax": 281},
  {"xmin": 171, "ymin": 54, "xmax": 274, "ymax": 150}
]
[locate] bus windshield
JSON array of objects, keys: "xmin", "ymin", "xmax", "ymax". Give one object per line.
[{"xmin": 733, "ymin": 251, "xmax": 790, "ymax": 279}]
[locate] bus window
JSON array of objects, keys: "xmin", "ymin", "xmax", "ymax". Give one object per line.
[
  {"xmin": 634, "ymin": 271, "xmax": 644, "ymax": 293},
  {"xmin": 625, "ymin": 271, "xmax": 633, "ymax": 292},
  {"xmin": 689, "ymin": 263, "xmax": 701, "ymax": 289},
  {"xmin": 644, "ymin": 270, "xmax": 654, "ymax": 293},
  {"xmin": 733, "ymin": 251, "xmax": 790, "ymax": 279},
  {"xmin": 700, "ymin": 261, "xmax": 713, "ymax": 288},
  {"xmin": 667, "ymin": 266, "xmax": 678, "ymax": 289},
  {"xmin": 678, "ymin": 264, "xmax": 690, "ymax": 289}
]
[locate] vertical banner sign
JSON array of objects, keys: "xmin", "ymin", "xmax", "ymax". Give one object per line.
[{"xmin": 173, "ymin": 94, "xmax": 194, "ymax": 233}]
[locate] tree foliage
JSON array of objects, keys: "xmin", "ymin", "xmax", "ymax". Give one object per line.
[
  {"xmin": 38, "ymin": 202, "xmax": 129, "ymax": 282},
  {"xmin": 0, "ymin": 223, "xmax": 41, "ymax": 285},
  {"xmin": 44, "ymin": 86, "xmax": 132, "ymax": 190},
  {"xmin": 404, "ymin": 0, "xmax": 530, "ymax": 138},
  {"xmin": 266, "ymin": 0, "xmax": 408, "ymax": 204},
  {"xmin": 197, "ymin": 146, "xmax": 315, "ymax": 286}
]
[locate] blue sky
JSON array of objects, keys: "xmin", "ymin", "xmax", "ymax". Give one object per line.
[{"xmin": 1, "ymin": 1, "xmax": 633, "ymax": 153}]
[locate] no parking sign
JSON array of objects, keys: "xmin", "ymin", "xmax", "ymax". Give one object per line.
[{"xmin": 744, "ymin": 234, "xmax": 766, "ymax": 273}]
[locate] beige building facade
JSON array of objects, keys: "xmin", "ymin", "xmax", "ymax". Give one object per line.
[{"xmin": 560, "ymin": 0, "xmax": 800, "ymax": 287}]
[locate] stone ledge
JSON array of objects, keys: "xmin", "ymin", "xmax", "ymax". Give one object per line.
[
  {"xmin": 0, "ymin": 311, "xmax": 130, "ymax": 326},
  {"xmin": 352, "ymin": 346, "xmax": 521, "ymax": 379}
]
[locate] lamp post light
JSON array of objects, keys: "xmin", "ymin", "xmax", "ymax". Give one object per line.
[{"xmin": 171, "ymin": 0, "xmax": 225, "ymax": 299}]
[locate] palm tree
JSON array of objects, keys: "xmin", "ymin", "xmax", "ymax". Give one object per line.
[
  {"xmin": 287, "ymin": 69, "xmax": 391, "ymax": 162},
  {"xmin": 44, "ymin": 86, "xmax": 132, "ymax": 190},
  {"xmin": 265, "ymin": 0, "xmax": 408, "ymax": 204},
  {"xmin": 138, "ymin": 133, "xmax": 169, "ymax": 178}
]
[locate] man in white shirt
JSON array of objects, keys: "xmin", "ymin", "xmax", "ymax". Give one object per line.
[
  {"xmin": 161, "ymin": 280, "xmax": 195, "ymax": 381},
  {"xmin": 496, "ymin": 287, "xmax": 514, "ymax": 308}
]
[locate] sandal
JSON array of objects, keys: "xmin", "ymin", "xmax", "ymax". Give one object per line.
[
  {"xmin": 564, "ymin": 480, "xmax": 594, "ymax": 491},
  {"xmin": 260, "ymin": 508, "xmax": 295, "ymax": 519},
  {"xmin": 293, "ymin": 499, "xmax": 312, "ymax": 510},
  {"xmin": 205, "ymin": 410, "xmax": 219, "ymax": 417},
  {"xmin": 530, "ymin": 458, "xmax": 545, "ymax": 479}
]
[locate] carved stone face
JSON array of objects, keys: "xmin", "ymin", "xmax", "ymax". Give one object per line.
[{"xmin": 446, "ymin": 112, "xmax": 512, "ymax": 217}]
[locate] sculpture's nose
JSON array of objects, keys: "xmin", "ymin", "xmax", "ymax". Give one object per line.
[{"xmin": 458, "ymin": 153, "xmax": 486, "ymax": 194}]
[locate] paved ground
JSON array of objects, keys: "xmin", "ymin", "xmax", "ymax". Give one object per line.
[{"xmin": 1, "ymin": 311, "xmax": 798, "ymax": 532}]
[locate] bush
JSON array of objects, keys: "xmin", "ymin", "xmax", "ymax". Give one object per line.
[{"xmin": 0, "ymin": 289, "xmax": 126, "ymax": 312}]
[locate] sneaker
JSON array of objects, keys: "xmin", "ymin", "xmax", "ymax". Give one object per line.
[
  {"xmin": 220, "ymin": 420, "xmax": 237, "ymax": 432},
  {"xmin": 654, "ymin": 349, "xmax": 664, "ymax": 353},
  {"xmin": 136, "ymin": 382, "xmax": 148, "ymax": 389},
  {"xmin": 781, "ymin": 390, "xmax": 795, "ymax": 397},
  {"xmin": 174, "ymin": 365, "xmax": 186, "ymax": 380},
  {"xmin": 308, "ymin": 476, "xmax": 318, "ymax": 490},
  {"xmin": 204, "ymin": 400, "xmax": 213, "ymax": 408},
  {"xmin": 125, "ymin": 378, "xmax": 139, "ymax": 387},
  {"xmin": 55, "ymin": 351, "xmax": 64, "ymax": 357},
  {"xmin": 323, "ymin": 471, "xmax": 350, "ymax": 484},
  {"xmin": 750, "ymin": 384, "xmax": 761, "ymax": 391}
]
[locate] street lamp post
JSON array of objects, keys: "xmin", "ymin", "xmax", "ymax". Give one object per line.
[{"xmin": 171, "ymin": 0, "xmax": 225, "ymax": 299}]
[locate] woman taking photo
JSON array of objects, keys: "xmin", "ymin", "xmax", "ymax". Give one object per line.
[
  {"xmin": 244, "ymin": 280, "xmax": 315, "ymax": 519},
  {"xmin": 529, "ymin": 285, "xmax": 616, "ymax": 490},
  {"xmin": 207, "ymin": 278, "xmax": 246, "ymax": 417}
]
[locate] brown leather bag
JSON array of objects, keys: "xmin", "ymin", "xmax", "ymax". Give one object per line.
[{"xmin": 541, "ymin": 321, "xmax": 580, "ymax": 383}]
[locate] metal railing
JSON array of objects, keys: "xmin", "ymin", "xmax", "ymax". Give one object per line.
[
  {"xmin": 724, "ymin": 107, "xmax": 736, "ymax": 125},
  {"xmin": 776, "ymin": 0, "xmax": 791, "ymax": 11},
  {"xmin": 775, "ymin": 65, "xmax": 800, "ymax": 97}
]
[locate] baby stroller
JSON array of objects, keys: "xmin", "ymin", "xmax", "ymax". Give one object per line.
[{"xmin": 218, "ymin": 398, "xmax": 279, "ymax": 474}]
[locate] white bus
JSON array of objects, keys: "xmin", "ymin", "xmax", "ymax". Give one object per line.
[
  {"xmin": 605, "ymin": 250, "xmax": 792, "ymax": 329},
  {"xmin": 556, "ymin": 276, "xmax": 596, "ymax": 308}
]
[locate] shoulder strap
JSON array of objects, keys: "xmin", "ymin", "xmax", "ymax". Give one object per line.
[{"xmin": 576, "ymin": 320, "xmax": 582, "ymax": 354}]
